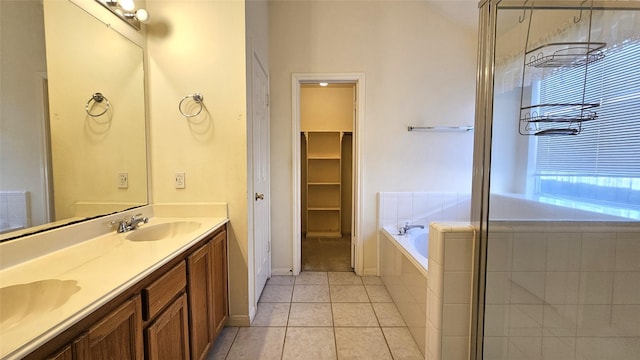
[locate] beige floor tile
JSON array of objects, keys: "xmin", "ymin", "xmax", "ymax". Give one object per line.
[
  {"xmin": 332, "ymin": 303, "xmax": 379, "ymax": 327},
  {"xmin": 295, "ymin": 271, "xmax": 329, "ymax": 285},
  {"xmin": 329, "ymin": 271, "xmax": 363, "ymax": 285},
  {"xmin": 288, "ymin": 303, "xmax": 333, "ymax": 326},
  {"xmin": 282, "ymin": 327, "xmax": 337, "ymax": 360},
  {"xmin": 330, "ymin": 285, "xmax": 370, "ymax": 302},
  {"xmin": 335, "ymin": 327, "xmax": 392, "ymax": 360},
  {"xmin": 365, "ymin": 285, "xmax": 393, "ymax": 302},
  {"xmin": 225, "ymin": 327, "xmax": 286, "ymax": 360},
  {"xmin": 259, "ymin": 285, "xmax": 293, "ymax": 303},
  {"xmin": 252, "ymin": 303, "xmax": 291, "ymax": 326},
  {"xmin": 382, "ymin": 327, "xmax": 424, "ymax": 360},
  {"xmin": 208, "ymin": 327, "xmax": 238, "ymax": 360},
  {"xmin": 267, "ymin": 275, "xmax": 295, "ymax": 285},
  {"xmin": 362, "ymin": 276, "xmax": 384, "ymax": 285},
  {"xmin": 292, "ymin": 285, "xmax": 330, "ymax": 302},
  {"xmin": 373, "ymin": 303, "xmax": 406, "ymax": 327}
]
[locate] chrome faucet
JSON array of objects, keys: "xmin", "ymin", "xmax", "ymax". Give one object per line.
[
  {"xmin": 398, "ymin": 222, "xmax": 424, "ymax": 235},
  {"xmin": 111, "ymin": 213, "xmax": 149, "ymax": 233}
]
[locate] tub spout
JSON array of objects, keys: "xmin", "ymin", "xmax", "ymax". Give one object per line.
[{"xmin": 398, "ymin": 222, "xmax": 425, "ymax": 235}]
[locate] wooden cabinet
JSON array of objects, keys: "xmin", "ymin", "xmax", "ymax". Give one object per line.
[
  {"xmin": 304, "ymin": 131, "xmax": 343, "ymax": 237},
  {"xmin": 31, "ymin": 225, "xmax": 228, "ymax": 360},
  {"xmin": 186, "ymin": 228, "xmax": 228, "ymax": 360},
  {"xmin": 187, "ymin": 244, "xmax": 214, "ymax": 360},
  {"xmin": 145, "ymin": 294, "xmax": 190, "ymax": 360},
  {"xmin": 46, "ymin": 345, "xmax": 72, "ymax": 360},
  {"xmin": 143, "ymin": 262, "xmax": 189, "ymax": 360},
  {"xmin": 211, "ymin": 229, "xmax": 228, "ymax": 337},
  {"xmin": 82, "ymin": 296, "xmax": 144, "ymax": 359}
]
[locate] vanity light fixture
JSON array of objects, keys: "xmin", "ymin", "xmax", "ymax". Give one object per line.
[{"xmin": 97, "ymin": 0, "xmax": 150, "ymax": 30}]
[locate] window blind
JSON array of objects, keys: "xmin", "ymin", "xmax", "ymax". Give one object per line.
[{"xmin": 533, "ymin": 40, "xmax": 640, "ymax": 208}]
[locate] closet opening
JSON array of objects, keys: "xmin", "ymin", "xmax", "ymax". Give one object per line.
[
  {"xmin": 300, "ymin": 83, "xmax": 354, "ymax": 271},
  {"xmin": 292, "ymin": 73, "xmax": 364, "ymax": 275}
]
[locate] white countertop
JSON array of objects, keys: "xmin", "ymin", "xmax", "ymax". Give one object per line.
[{"xmin": 0, "ymin": 213, "xmax": 227, "ymax": 359}]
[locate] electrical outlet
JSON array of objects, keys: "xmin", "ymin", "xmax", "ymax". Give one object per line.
[
  {"xmin": 117, "ymin": 172, "xmax": 128, "ymax": 189},
  {"xmin": 175, "ymin": 172, "xmax": 185, "ymax": 189}
]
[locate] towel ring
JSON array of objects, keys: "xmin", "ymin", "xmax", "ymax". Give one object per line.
[
  {"xmin": 85, "ymin": 92, "xmax": 110, "ymax": 117},
  {"xmin": 179, "ymin": 93, "xmax": 204, "ymax": 117}
]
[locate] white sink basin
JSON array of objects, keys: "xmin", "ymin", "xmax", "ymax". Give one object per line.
[
  {"xmin": 0, "ymin": 279, "xmax": 80, "ymax": 330},
  {"xmin": 125, "ymin": 221, "xmax": 202, "ymax": 241}
]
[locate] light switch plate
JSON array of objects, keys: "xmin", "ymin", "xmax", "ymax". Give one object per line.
[
  {"xmin": 175, "ymin": 172, "xmax": 185, "ymax": 189},
  {"xmin": 117, "ymin": 172, "xmax": 128, "ymax": 189}
]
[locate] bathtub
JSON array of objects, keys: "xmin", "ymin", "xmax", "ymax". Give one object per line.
[{"xmin": 380, "ymin": 225, "xmax": 428, "ymax": 356}]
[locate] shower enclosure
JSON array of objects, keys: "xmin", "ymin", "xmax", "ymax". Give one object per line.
[{"xmin": 472, "ymin": 1, "xmax": 640, "ymax": 359}]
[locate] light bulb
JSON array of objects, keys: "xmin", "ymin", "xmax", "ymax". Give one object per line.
[
  {"xmin": 319, "ymin": 82, "xmax": 329, "ymax": 87},
  {"xmin": 135, "ymin": 8, "xmax": 149, "ymax": 23},
  {"xmin": 118, "ymin": 0, "xmax": 135, "ymax": 11}
]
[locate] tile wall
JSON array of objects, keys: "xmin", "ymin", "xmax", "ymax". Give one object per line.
[
  {"xmin": 484, "ymin": 222, "xmax": 640, "ymax": 360},
  {"xmin": 426, "ymin": 223, "xmax": 475, "ymax": 360},
  {"xmin": 377, "ymin": 192, "xmax": 471, "ymax": 230},
  {"xmin": 0, "ymin": 191, "xmax": 30, "ymax": 233}
]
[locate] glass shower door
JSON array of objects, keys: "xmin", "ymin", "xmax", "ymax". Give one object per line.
[{"xmin": 474, "ymin": 1, "xmax": 640, "ymax": 359}]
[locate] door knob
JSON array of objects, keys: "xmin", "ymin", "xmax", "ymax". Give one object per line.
[{"xmin": 255, "ymin": 193, "xmax": 264, "ymax": 201}]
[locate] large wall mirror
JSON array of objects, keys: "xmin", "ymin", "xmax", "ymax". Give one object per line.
[{"xmin": 0, "ymin": 0, "xmax": 148, "ymax": 241}]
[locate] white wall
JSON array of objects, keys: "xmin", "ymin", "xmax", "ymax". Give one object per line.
[
  {"xmin": 145, "ymin": 0, "xmax": 252, "ymax": 323},
  {"xmin": 0, "ymin": 1, "xmax": 47, "ymax": 227},
  {"xmin": 269, "ymin": 1, "xmax": 478, "ymax": 274}
]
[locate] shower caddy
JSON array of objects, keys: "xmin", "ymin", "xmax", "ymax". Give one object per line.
[{"xmin": 518, "ymin": 1, "xmax": 606, "ymax": 136}]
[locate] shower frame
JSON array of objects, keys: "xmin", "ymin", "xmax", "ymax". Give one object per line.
[{"xmin": 470, "ymin": 0, "xmax": 640, "ymax": 359}]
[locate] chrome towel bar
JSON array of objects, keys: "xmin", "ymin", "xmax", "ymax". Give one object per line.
[{"xmin": 407, "ymin": 126, "xmax": 474, "ymax": 132}]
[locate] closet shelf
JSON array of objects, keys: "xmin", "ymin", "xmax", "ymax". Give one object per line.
[
  {"xmin": 308, "ymin": 207, "xmax": 341, "ymax": 211},
  {"xmin": 525, "ymin": 42, "xmax": 606, "ymax": 68}
]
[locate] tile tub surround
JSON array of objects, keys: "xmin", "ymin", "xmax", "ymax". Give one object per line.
[
  {"xmin": 483, "ymin": 221, "xmax": 640, "ymax": 360},
  {"xmin": 378, "ymin": 192, "xmax": 471, "ymax": 231},
  {"xmin": 0, "ymin": 203, "xmax": 228, "ymax": 360},
  {"xmin": 209, "ymin": 271, "xmax": 424, "ymax": 360},
  {"xmin": 426, "ymin": 223, "xmax": 475, "ymax": 360},
  {"xmin": 380, "ymin": 228, "xmax": 429, "ymax": 356}
]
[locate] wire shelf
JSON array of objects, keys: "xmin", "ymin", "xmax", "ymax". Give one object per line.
[{"xmin": 525, "ymin": 42, "xmax": 606, "ymax": 68}]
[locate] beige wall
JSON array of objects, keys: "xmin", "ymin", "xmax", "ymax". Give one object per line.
[
  {"xmin": 44, "ymin": 0, "xmax": 147, "ymax": 220},
  {"xmin": 145, "ymin": 0, "xmax": 252, "ymax": 323},
  {"xmin": 301, "ymin": 84, "xmax": 354, "ymax": 132},
  {"xmin": 269, "ymin": 1, "xmax": 478, "ymax": 274}
]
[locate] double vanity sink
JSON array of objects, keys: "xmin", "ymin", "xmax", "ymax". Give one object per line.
[{"xmin": 0, "ymin": 207, "xmax": 228, "ymax": 360}]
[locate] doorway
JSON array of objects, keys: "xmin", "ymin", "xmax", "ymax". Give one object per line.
[{"xmin": 291, "ymin": 73, "xmax": 365, "ymax": 275}]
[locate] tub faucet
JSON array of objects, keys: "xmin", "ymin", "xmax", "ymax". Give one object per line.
[
  {"xmin": 111, "ymin": 213, "xmax": 149, "ymax": 233},
  {"xmin": 398, "ymin": 222, "xmax": 424, "ymax": 235}
]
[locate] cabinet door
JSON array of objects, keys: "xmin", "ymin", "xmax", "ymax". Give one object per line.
[
  {"xmin": 82, "ymin": 296, "xmax": 143, "ymax": 359},
  {"xmin": 211, "ymin": 230, "xmax": 228, "ymax": 338},
  {"xmin": 187, "ymin": 244, "xmax": 214, "ymax": 360},
  {"xmin": 145, "ymin": 293, "xmax": 190, "ymax": 360},
  {"xmin": 46, "ymin": 344, "xmax": 72, "ymax": 360}
]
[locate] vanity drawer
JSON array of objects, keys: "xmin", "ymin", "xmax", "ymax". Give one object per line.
[{"xmin": 142, "ymin": 261, "xmax": 187, "ymax": 320}]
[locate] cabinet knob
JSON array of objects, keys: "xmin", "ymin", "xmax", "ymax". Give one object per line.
[{"xmin": 255, "ymin": 193, "xmax": 264, "ymax": 201}]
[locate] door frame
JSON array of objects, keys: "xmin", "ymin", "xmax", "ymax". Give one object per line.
[{"xmin": 291, "ymin": 73, "xmax": 365, "ymax": 275}]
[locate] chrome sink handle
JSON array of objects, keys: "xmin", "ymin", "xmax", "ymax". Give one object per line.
[
  {"xmin": 110, "ymin": 214, "xmax": 149, "ymax": 233},
  {"xmin": 110, "ymin": 219, "xmax": 128, "ymax": 233}
]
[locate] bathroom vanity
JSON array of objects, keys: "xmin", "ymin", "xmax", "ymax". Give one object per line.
[{"xmin": 0, "ymin": 206, "xmax": 229, "ymax": 360}]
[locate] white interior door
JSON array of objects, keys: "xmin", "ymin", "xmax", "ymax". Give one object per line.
[{"xmin": 252, "ymin": 52, "xmax": 271, "ymax": 299}]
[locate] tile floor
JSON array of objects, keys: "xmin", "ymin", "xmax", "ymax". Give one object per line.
[{"xmin": 208, "ymin": 271, "xmax": 424, "ymax": 360}]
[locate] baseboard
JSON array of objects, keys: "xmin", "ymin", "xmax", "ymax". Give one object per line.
[
  {"xmin": 226, "ymin": 314, "xmax": 251, "ymax": 327},
  {"xmin": 271, "ymin": 268, "xmax": 294, "ymax": 276},
  {"xmin": 362, "ymin": 267, "xmax": 378, "ymax": 276}
]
